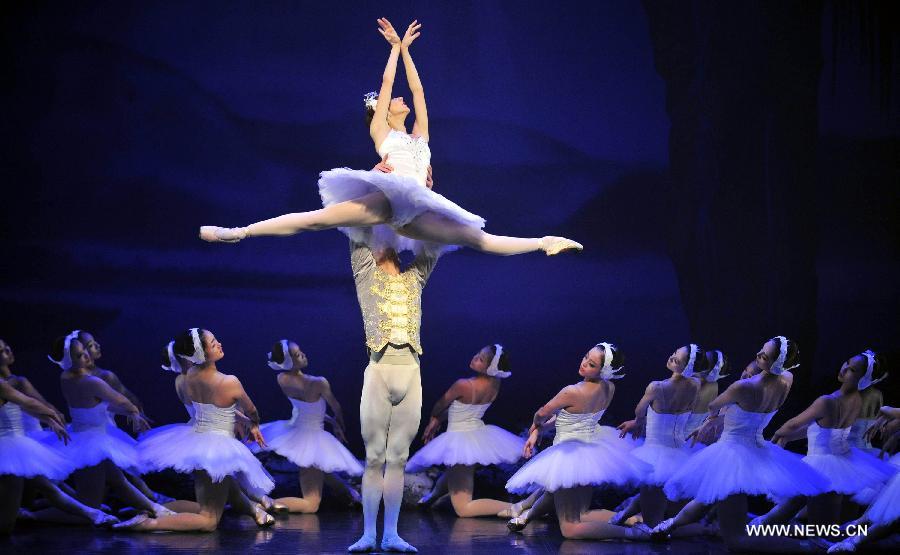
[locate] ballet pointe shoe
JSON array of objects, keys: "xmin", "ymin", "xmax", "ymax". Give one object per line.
[
  {"xmin": 253, "ymin": 504, "xmax": 275, "ymax": 527},
  {"xmin": 199, "ymin": 226, "xmax": 247, "ymax": 243},
  {"xmin": 259, "ymin": 496, "xmax": 289, "ymax": 515},
  {"xmin": 497, "ymin": 501, "xmax": 525, "ymax": 519},
  {"xmin": 380, "ymin": 533, "xmax": 417, "ymax": 553},
  {"xmin": 112, "ymin": 513, "xmax": 151, "ymax": 531},
  {"xmin": 347, "ymin": 534, "xmax": 377, "ymax": 552},
  {"xmin": 539, "ymin": 236, "xmax": 583, "ymax": 256},
  {"xmin": 649, "ymin": 517, "xmax": 675, "ymax": 541},
  {"xmin": 507, "ymin": 508, "xmax": 531, "ymax": 532}
]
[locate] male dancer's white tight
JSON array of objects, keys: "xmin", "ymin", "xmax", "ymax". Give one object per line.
[{"xmin": 352, "ymin": 345, "xmax": 422, "ymax": 551}]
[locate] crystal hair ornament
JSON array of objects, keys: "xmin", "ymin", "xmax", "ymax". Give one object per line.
[
  {"xmin": 485, "ymin": 344, "xmax": 511, "ymax": 379},
  {"xmin": 268, "ymin": 340, "xmax": 294, "ymax": 371},
  {"xmin": 596, "ymin": 342, "xmax": 626, "ymax": 380}
]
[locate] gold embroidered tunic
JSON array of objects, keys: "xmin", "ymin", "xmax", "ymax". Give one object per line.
[{"xmin": 350, "ymin": 240, "xmax": 439, "ymax": 355}]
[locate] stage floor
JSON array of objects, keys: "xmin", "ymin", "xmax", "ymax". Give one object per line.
[{"xmin": 3, "ymin": 510, "xmax": 729, "ymax": 554}]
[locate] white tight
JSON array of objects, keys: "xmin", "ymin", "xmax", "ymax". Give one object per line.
[{"xmin": 359, "ymin": 346, "xmax": 422, "ymax": 542}]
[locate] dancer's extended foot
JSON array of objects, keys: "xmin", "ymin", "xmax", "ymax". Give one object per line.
[
  {"xmin": 507, "ymin": 508, "xmax": 532, "ymax": 532},
  {"xmin": 260, "ymin": 496, "xmax": 289, "ymax": 514},
  {"xmin": 381, "ymin": 534, "xmax": 418, "ymax": 553},
  {"xmin": 608, "ymin": 507, "xmax": 629, "ymax": 526},
  {"xmin": 347, "ymin": 534, "xmax": 377, "ymax": 552},
  {"xmin": 199, "ymin": 226, "xmax": 247, "ymax": 243},
  {"xmin": 497, "ymin": 501, "xmax": 525, "ymax": 519},
  {"xmin": 112, "ymin": 513, "xmax": 152, "ymax": 531},
  {"xmin": 628, "ymin": 522, "xmax": 652, "ymax": 541},
  {"xmin": 649, "ymin": 517, "xmax": 674, "ymax": 541},
  {"xmin": 539, "ymin": 236, "xmax": 583, "ymax": 256},
  {"xmin": 91, "ymin": 511, "xmax": 120, "ymax": 528},
  {"xmin": 151, "ymin": 503, "xmax": 177, "ymax": 518},
  {"xmin": 253, "ymin": 504, "xmax": 275, "ymax": 527}
]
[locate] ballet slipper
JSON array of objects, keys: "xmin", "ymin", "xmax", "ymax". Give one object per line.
[
  {"xmin": 253, "ymin": 504, "xmax": 275, "ymax": 527},
  {"xmin": 539, "ymin": 236, "xmax": 583, "ymax": 256},
  {"xmin": 347, "ymin": 534, "xmax": 377, "ymax": 552},
  {"xmin": 259, "ymin": 495, "xmax": 289, "ymax": 514},
  {"xmin": 507, "ymin": 508, "xmax": 532, "ymax": 532},
  {"xmin": 649, "ymin": 517, "xmax": 675, "ymax": 541},
  {"xmin": 199, "ymin": 226, "xmax": 247, "ymax": 243},
  {"xmin": 92, "ymin": 511, "xmax": 120, "ymax": 528},
  {"xmin": 151, "ymin": 503, "xmax": 177, "ymax": 518},
  {"xmin": 380, "ymin": 534, "xmax": 418, "ymax": 553},
  {"xmin": 112, "ymin": 513, "xmax": 151, "ymax": 531},
  {"xmin": 497, "ymin": 501, "xmax": 525, "ymax": 519}
]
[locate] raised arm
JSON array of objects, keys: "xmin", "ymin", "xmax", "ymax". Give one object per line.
[
  {"xmin": 400, "ymin": 21, "xmax": 428, "ymax": 139},
  {"xmin": 771, "ymin": 396, "xmax": 829, "ymax": 446},
  {"xmin": 370, "ymin": 18, "xmax": 402, "ymax": 146}
]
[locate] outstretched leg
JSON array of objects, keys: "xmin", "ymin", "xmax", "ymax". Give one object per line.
[
  {"xmin": 201, "ymin": 192, "xmax": 393, "ymax": 241},
  {"xmin": 398, "ymin": 211, "xmax": 582, "ymax": 256},
  {"xmin": 114, "ymin": 471, "xmax": 229, "ymax": 532}
]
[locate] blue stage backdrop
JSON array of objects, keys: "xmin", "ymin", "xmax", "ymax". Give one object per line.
[{"xmin": 2, "ymin": 2, "xmax": 897, "ymax": 455}]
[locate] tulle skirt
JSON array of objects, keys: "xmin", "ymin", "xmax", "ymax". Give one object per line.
[
  {"xmin": 0, "ymin": 434, "xmax": 77, "ymax": 480},
  {"xmin": 630, "ymin": 442, "xmax": 692, "ymax": 485},
  {"xmin": 663, "ymin": 440, "xmax": 829, "ymax": 504},
  {"xmin": 802, "ymin": 448, "xmax": 895, "ymax": 495},
  {"xmin": 406, "ymin": 425, "xmax": 525, "ymax": 472},
  {"xmin": 259, "ymin": 420, "xmax": 363, "ymax": 475},
  {"xmin": 506, "ymin": 438, "xmax": 650, "ymax": 494},
  {"xmin": 852, "ymin": 453, "xmax": 900, "ymax": 505},
  {"xmin": 139, "ymin": 426, "xmax": 274, "ymax": 495},
  {"xmin": 318, "ymin": 168, "xmax": 485, "ymax": 254},
  {"xmin": 44, "ymin": 426, "xmax": 141, "ymax": 472},
  {"xmin": 865, "ymin": 470, "xmax": 900, "ymax": 527}
]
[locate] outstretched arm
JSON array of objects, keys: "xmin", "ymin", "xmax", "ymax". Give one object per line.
[
  {"xmin": 400, "ymin": 20, "xmax": 428, "ymax": 139},
  {"xmin": 771, "ymin": 396, "xmax": 828, "ymax": 446},
  {"xmin": 618, "ymin": 382, "xmax": 657, "ymax": 438},
  {"xmin": 421, "ymin": 379, "xmax": 466, "ymax": 443},
  {"xmin": 370, "ymin": 18, "xmax": 402, "ymax": 146}
]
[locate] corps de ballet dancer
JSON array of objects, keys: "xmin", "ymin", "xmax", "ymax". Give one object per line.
[
  {"xmin": 43, "ymin": 332, "xmax": 172, "ymax": 518},
  {"xmin": 136, "ymin": 341, "xmax": 279, "ymax": 527},
  {"xmin": 117, "ymin": 328, "xmax": 274, "ymax": 531},
  {"xmin": 612, "ymin": 343, "xmax": 705, "ymax": 528},
  {"xmin": 256, "ymin": 339, "xmax": 363, "ymax": 513},
  {"xmin": 74, "ymin": 330, "xmax": 171, "ymax": 504},
  {"xmin": 756, "ymin": 349, "xmax": 895, "ymax": 526},
  {"xmin": 0, "ymin": 338, "xmax": 65, "ymax": 435},
  {"xmin": 846, "ymin": 368, "xmax": 887, "ymax": 455},
  {"xmin": 656, "ymin": 336, "xmax": 831, "ymax": 552},
  {"xmin": 685, "ymin": 350, "xmax": 730, "ymax": 437},
  {"xmin": 505, "ymin": 343, "xmax": 651, "ymax": 540},
  {"xmin": 406, "ymin": 344, "xmax": 525, "ymax": 518}
]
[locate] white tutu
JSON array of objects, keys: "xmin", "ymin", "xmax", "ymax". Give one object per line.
[
  {"xmin": 663, "ymin": 406, "xmax": 829, "ymax": 503},
  {"xmin": 629, "ymin": 407, "xmax": 693, "ymax": 485},
  {"xmin": 138, "ymin": 403, "xmax": 274, "ymax": 495},
  {"xmin": 506, "ymin": 409, "xmax": 650, "ymax": 494},
  {"xmin": 318, "ymin": 168, "xmax": 485, "ymax": 254},
  {"xmin": 853, "ymin": 453, "xmax": 900, "ymax": 505},
  {"xmin": 43, "ymin": 403, "xmax": 141, "ymax": 471},
  {"xmin": 407, "ymin": 401, "xmax": 524, "ymax": 472},
  {"xmin": 865, "ymin": 467, "xmax": 900, "ymax": 526},
  {"xmin": 259, "ymin": 399, "xmax": 362, "ymax": 475},
  {"xmin": 802, "ymin": 423, "xmax": 895, "ymax": 494},
  {"xmin": 0, "ymin": 403, "xmax": 76, "ymax": 480}
]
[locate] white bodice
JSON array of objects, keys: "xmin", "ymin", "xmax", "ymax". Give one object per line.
[
  {"xmin": 377, "ymin": 129, "xmax": 431, "ymax": 187},
  {"xmin": 645, "ymin": 406, "xmax": 690, "ymax": 448},
  {"xmin": 184, "ymin": 403, "xmax": 196, "ymax": 424},
  {"xmin": 70, "ymin": 402, "xmax": 112, "ymax": 432},
  {"xmin": 847, "ymin": 417, "xmax": 875, "ymax": 450},
  {"xmin": 0, "ymin": 402, "xmax": 26, "ymax": 437},
  {"xmin": 192, "ymin": 402, "xmax": 236, "ymax": 437},
  {"xmin": 718, "ymin": 405, "xmax": 776, "ymax": 447},
  {"xmin": 554, "ymin": 409, "xmax": 605, "ymax": 445},
  {"xmin": 807, "ymin": 422, "xmax": 851, "ymax": 456},
  {"xmin": 447, "ymin": 400, "xmax": 490, "ymax": 432},
  {"xmin": 287, "ymin": 398, "xmax": 326, "ymax": 430}
]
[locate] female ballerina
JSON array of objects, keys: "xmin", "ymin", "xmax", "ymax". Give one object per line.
[
  {"xmin": 44, "ymin": 332, "xmax": 172, "ymax": 518},
  {"xmin": 612, "ymin": 344, "xmax": 704, "ymax": 528},
  {"xmin": 847, "ymin": 370, "xmax": 887, "ymax": 455},
  {"xmin": 406, "ymin": 344, "xmax": 524, "ymax": 518},
  {"xmin": 656, "ymin": 336, "xmax": 831, "ymax": 552},
  {"xmin": 257, "ymin": 339, "xmax": 363, "ymax": 513},
  {"xmin": 757, "ymin": 349, "xmax": 895, "ymax": 526},
  {"xmin": 686, "ymin": 350, "xmax": 730, "ymax": 437},
  {"xmin": 137, "ymin": 341, "xmax": 278, "ymax": 526},
  {"xmin": 505, "ymin": 343, "xmax": 651, "ymax": 541},
  {"xmin": 119, "ymin": 328, "xmax": 274, "ymax": 531},
  {"xmin": 198, "ymin": 18, "xmax": 582, "ymax": 258}
]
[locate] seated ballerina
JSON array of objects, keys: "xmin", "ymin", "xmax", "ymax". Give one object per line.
[
  {"xmin": 505, "ymin": 343, "xmax": 651, "ymax": 540},
  {"xmin": 117, "ymin": 328, "xmax": 274, "ymax": 531},
  {"xmin": 0, "ymin": 377, "xmax": 121, "ymax": 532},
  {"xmin": 406, "ymin": 344, "xmax": 525, "ymax": 518},
  {"xmin": 199, "ymin": 18, "xmax": 581, "ymax": 259},
  {"xmin": 613, "ymin": 344, "xmax": 704, "ymax": 528},
  {"xmin": 829, "ymin": 406, "xmax": 900, "ymax": 552},
  {"xmin": 136, "ymin": 340, "xmax": 277, "ymax": 527},
  {"xmin": 43, "ymin": 332, "xmax": 170, "ymax": 518},
  {"xmin": 655, "ymin": 336, "xmax": 831, "ymax": 552},
  {"xmin": 256, "ymin": 339, "xmax": 362, "ymax": 513},
  {"xmin": 756, "ymin": 349, "xmax": 895, "ymax": 527}
]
